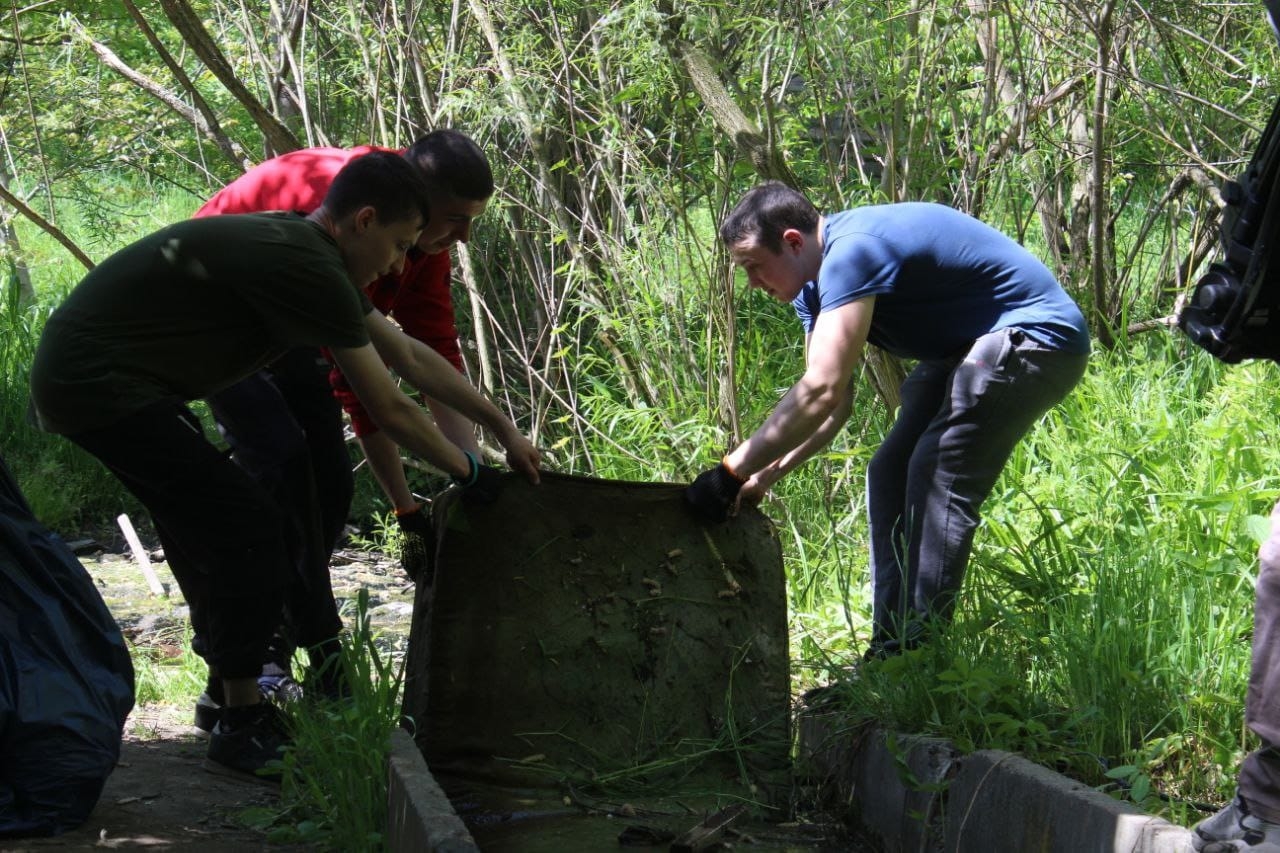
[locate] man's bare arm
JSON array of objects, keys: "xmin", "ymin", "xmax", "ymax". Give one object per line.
[
  {"xmin": 726, "ymin": 296, "xmax": 874, "ymax": 479},
  {"xmin": 329, "ymin": 341, "xmax": 472, "ymax": 479},
  {"xmin": 362, "ymin": 309, "xmax": 540, "ymax": 480}
]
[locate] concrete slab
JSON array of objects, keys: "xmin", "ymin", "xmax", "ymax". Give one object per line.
[
  {"xmin": 799, "ymin": 713, "xmax": 1198, "ymax": 853},
  {"xmin": 403, "ymin": 473, "xmax": 791, "ymax": 800},
  {"xmin": 947, "ymin": 750, "xmax": 1194, "ymax": 853},
  {"xmin": 386, "ymin": 727, "xmax": 478, "ymax": 853},
  {"xmin": 387, "ymin": 675, "xmax": 1201, "ymax": 852}
]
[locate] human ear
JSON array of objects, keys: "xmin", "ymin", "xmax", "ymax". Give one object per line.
[
  {"xmin": 353, "ymin": 205, "xmax": 377, "ymax": 232},
  {"xmin": 781, "ymin": 228, "xmax": 805, "ymax": 253}
]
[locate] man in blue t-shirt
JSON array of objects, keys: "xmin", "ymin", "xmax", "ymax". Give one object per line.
[{"xmin": 685, "ymin": 181, "xmax": 1090, "ymax": 660}]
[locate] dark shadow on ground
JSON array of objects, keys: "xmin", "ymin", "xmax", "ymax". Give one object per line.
[{"xmin": 0, "ymin": 714, "xmax": 307, "ymax": 852}]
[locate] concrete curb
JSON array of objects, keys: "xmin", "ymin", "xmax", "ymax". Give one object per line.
[
  {"xmin": 384, "ymin": 714, "xmax": 1202, "ymax": 852},
  {"xmin": 798, "ymin": 713, "xmax": 1198, "ymax": 852},
  {"xmin": 386, "ymin": 728, "xmax": 478, "ymax": 853}
]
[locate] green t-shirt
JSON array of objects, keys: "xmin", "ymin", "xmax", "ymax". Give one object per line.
[{"xmin": 30, "ymin": 213, "xmax": 373, "ymax": 434}]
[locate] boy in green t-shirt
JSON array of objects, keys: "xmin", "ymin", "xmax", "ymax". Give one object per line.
[{"xmin": 30, "ymin": 151, "xmax": 541, "ymax": 782}]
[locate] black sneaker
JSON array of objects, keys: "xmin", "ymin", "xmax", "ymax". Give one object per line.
[
  {"xmin": 203, "ymin": 702, "xmax": 291, "ymax": 784},
  {"xmin": 192, "ymin": 692, "xmax": 221, "ymax": 738},
  {"xmin": 193, "ymin": 666, "xmax": 301, "ymax": 737}
]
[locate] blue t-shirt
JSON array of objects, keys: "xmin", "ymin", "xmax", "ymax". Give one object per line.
[{"xmin": 793, "ymin": 203, "xmax": 1091, "ymax": 359}]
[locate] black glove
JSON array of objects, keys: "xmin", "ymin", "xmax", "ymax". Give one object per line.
[
  {"xmin": 452, "ymin": 450, "xmax": 504, "ymax": 504},
  {"xmin": 394, "ymin": 504, "xmax": 433, "ymax": 584},
  {"xmin": 684, "ymin": 462, "xmax": 745, "ymax": 523}
]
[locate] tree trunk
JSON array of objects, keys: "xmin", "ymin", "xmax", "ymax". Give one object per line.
[
  {"xmin": 156, "ymin": 0, "xmax": 301, "ymax": 156},
  {"xmin": 267, "ymin": 0, "xmax": 311, "ymax": 140},
  {"xmin": 0, "ymin": 167, "xmax": 34, "ymax": 308},
  {"xmin": 1088, "ymin": 2, "xmax": 1118, "ymax": 348},
  {"xmin": 670, "ymin": 40, "xmax": 799, "ymax": 189}
]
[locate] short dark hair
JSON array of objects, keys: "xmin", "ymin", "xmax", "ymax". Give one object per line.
[
  {"xmin": 404, "ymin": 130, "xmax": 495, "ymax": 201},
  {"xmin": 324, "ymin": 150, "xmax": 432, "ymax": 226},
  {"xmin": 719, "ymin": 181, "xmax": 820, "ymax": 253}
]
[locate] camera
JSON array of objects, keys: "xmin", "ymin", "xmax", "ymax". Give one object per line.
[{"xmin": 1178, "ymin": 13, "xmax": 1280, "ymax": 363}]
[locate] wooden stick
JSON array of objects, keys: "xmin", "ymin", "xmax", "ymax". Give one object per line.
[
  {"xmin": 670, "ymin": 803, "xmax": 748, "ymax": 852},
  {"xmin": 117, "ymin": 513, "xmax": 167, "ymax": 597}
]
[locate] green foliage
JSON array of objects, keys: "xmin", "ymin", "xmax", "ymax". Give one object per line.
[
  {"xmin": 795, "ymin": 339, "xmax": 1276, "ymax": 819},
  {"xmin": 272, "ymin": 590, "xmax": 406, "ymax": 851},
  {"xmin": 0, "ymin": 257, "xmax": 123, "ymax": 529},
  {"xmin": 1, "ymin": 174, "xmax": 203, "ymax": 530},
  {"xmin": 128, "ymin": 623, "xmax": 208, "ymax": 711}
]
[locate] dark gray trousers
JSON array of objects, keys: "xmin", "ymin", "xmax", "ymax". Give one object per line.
[
  {"xmin": 69, "ymin": 402, "xmax": 288, "ymax": 679},
  {"xmin": 866, "ymin": 328, "xmax": 1088, "ymax": 652},
  {"xmin": 1241, "ymin": 499, "xmax": 1280, "ymax": 822}
]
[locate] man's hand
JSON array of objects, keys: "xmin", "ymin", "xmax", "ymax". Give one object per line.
[
  {"xmin": 737, "ymin": 471, "xmax": 773, "ymax": 508},
  {"xmin": 684, "ymin": 462, "xmax": 746, "ymax": 523},
  {"xmin": 500, "ymin": 429, "xmax": 542, "ymax": 483},
  {"xmin": 453, "ymin": 450, "xmax": 505, "ymax": 503}
]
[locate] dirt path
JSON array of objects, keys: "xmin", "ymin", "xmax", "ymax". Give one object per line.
[
  {"xmin": 5, "ymin": 706, "xmax": 299, "ymax": 852},
  {"xmin": 1, "ymin": 545, "xmax": 416, "ymax": 853}
]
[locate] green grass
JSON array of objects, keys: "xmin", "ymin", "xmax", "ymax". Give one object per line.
[
  {"xmin": 128, "ymin": 624, "xmax": 208, "ymax": 711},
  {"xmin": 124, "ymin": 590, "xmax": 406, "ymax": 849},
  {"xmin": 266, "ymin": 590, "xmax": 407, "ymax": 849},
  {"xmin": 771, "ymin": 338, "xmax": 1276, "ymax": 821}
]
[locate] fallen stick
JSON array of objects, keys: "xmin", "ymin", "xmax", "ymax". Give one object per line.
[
  {"xmin": 117, "ymin": 513, "xmax": 167, "ymax": 597},
  {"xmin": 670, "ymin": 803, "xmax": 748, "ymax": 852}
]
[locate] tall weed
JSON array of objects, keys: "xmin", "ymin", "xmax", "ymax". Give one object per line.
[
  {"xmin": 271, "ymin": 590, "xmax": 406, "ymax": 850},
  {"xmin": 787, "ymin": 338, "xmax": 1277, "ymax": 817}
]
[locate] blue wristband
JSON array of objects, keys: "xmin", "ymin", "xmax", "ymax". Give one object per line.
[{"xmin": 454, "ymin": 451, "xmax": 480, "ymax": 487}]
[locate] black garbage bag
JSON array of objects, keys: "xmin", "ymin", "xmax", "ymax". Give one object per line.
[{"xmin": 0, "ymin": 452, "xmax": 134, "ymax": 837}]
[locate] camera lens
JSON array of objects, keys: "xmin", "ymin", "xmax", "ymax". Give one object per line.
[{"xmin": 1194, "ymin": 270, "xmax": 1242, "ymax": 320}]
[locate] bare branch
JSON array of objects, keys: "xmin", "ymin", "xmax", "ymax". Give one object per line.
[
  {"xmin": 1126, "ymin": 314, "xmax": 1178, "ymax": 335},
  {"xmin": 156, "ymin": 0, "xmax": 300, "ymax": 156},
  {"xmin": 70, "ymin": 17, "xmax": 251, "ymax": 171},
  {"xmin": 0, "ymin": 179, "xmax": 93, "ymax": 270},
  {"xmin": 980, "ymin": 76, "xmax": 1084, "ymax": 167},
  {"xmin": 119, "ymin": 0, "xmax": 252, "ymax": 170}
]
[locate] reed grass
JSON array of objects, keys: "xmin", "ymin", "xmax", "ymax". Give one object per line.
[{"xmin": 778, "ymin": 339, "xmax": 1277, "ymax": 821}]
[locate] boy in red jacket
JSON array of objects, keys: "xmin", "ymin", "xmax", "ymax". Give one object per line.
[{"xmin": 191, "ymin": 132, "xmax": 515, "ymax": 727}]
